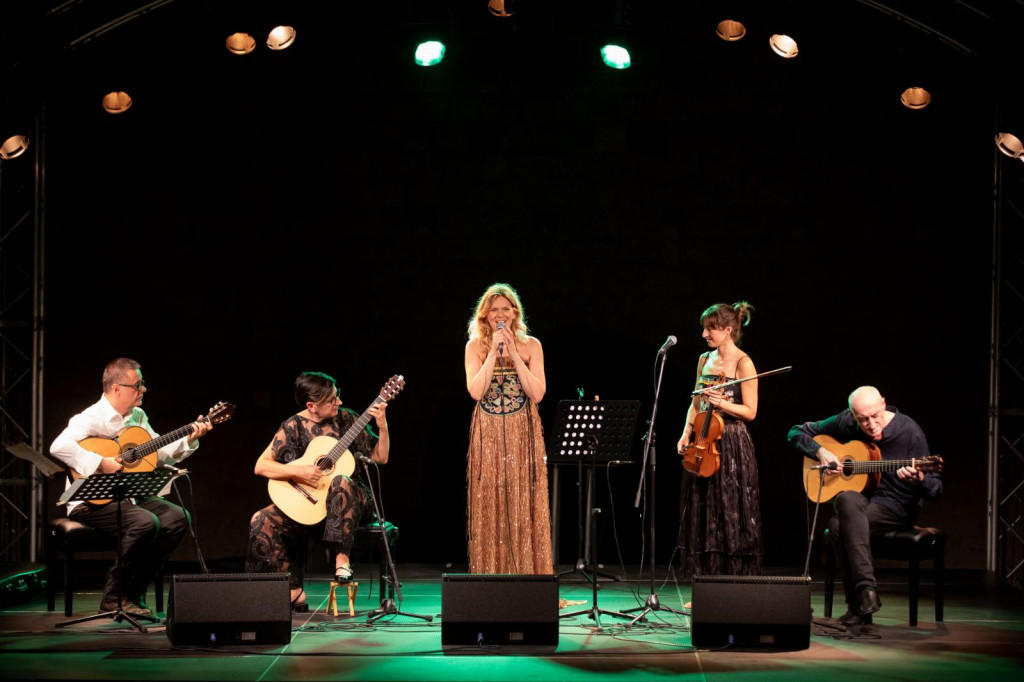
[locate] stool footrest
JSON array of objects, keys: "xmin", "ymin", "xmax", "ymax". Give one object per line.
[{"xmin": 328, "ymin": 581, "xmax": 359, "ymax": 617}]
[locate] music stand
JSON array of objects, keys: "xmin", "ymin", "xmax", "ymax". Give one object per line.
[
  {"xmin": 359, "ymin": 459, "xmax": 432, "ymax": 625},
  {"xmin": 54, "ymin": 468, "xmax": 182, "ymax": 633},
  {"xmin": 549, "ymin": 400, "xmax": 640, "ymax": 628}
]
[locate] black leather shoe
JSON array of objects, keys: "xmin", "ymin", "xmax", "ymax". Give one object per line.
[
  {"xmin": 858, "ymin": 586, "xmax": 881, "ymax": 616},
  {"xmin": 837, "ymin": 608, "xmax": 873, "ymax": 625}
]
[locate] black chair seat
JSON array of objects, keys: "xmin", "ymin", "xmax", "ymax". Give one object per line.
[
  {"xmin": 824, "ymin": 525, "xmax": 945, "ymax": 626},
  {"xmin": 46, "ymin": 517, "xmax": 164, "ymax": 616}
]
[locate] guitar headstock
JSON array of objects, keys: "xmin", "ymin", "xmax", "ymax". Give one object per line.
[
  {"xmin": 380, "ymin": 375, "xmax": 405, "ymax": 402},
  {"xmin": 920, "ymin": 455, "xmax": 943, "ymax": 473},
  {"xmin": 206, "ymin": 401, "xmax": 237, "ymax": 425}
]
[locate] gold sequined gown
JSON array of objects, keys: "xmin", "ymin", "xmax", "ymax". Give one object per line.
[{"xmin": 466, "ymin": 358, "xmax": 554, "ymax": 574}]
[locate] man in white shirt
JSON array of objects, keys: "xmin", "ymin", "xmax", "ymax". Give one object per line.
[{"xmin": 50, "ymin": 358, "xmax": 212, "ymax": 616}]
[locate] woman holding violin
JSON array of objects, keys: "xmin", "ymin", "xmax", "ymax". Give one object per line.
[{"xmin": 676, "ymin": 301, "xmax": 763, "ymax": 577}]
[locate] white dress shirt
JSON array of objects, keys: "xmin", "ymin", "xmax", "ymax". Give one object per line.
[{"xmin": 50, "ymin": 394, "xmax": 198, "ymax": 513}]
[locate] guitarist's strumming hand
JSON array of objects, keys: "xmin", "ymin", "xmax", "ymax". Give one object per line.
[
  {"xmin": 293, "ymin": 465, "xmax": 324, "ymax": 487},
  {"xmin": 816, "ymin": 447, "xmax": 841, "ymax": 476},
  {"xmin": 98, "ymin": 456, "xmax": 124, "ymax": 473}
]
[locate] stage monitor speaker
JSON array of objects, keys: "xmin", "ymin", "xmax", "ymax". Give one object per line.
[
  {"xmin": 441, "ymin": 573, "xmax": 559, "ymax": 652},
  {"xmin": 691, "ymin": 575, "xmax": 811, "ymax": 650},
  {"xmin": 166, "ymin": 573, "xmax": 291, "ymax": 646}
]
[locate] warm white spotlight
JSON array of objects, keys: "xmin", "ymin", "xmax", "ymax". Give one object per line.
[
  {"xmin": 267, "ymin": 26, "xmax": 296, "ymax": 50},
  {"xmin": 900, "ymin": 87, "xmax": 932, "ymax": 110},
  {"xmin": 769, "ymin": 34, "xmax": 798, "ymax": 58},
  {"xmin": 0, "ymin": 135, "xmax": 30, "ymax": 160},
  {"xmin": 102, "ymin": 91, "xmax": 133, "ymax": 114},
  {"xmin": 995, "ymin": 133, "xmax": 1024, "ymax": 159},
  {"xmin": 226, "ymin": 32, "xmax": 256, "ymax": 55},
  {"xmin": 716, "ymin": 20, "xmax": 746, "ymax": 41}
]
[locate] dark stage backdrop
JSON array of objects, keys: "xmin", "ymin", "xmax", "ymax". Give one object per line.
[{"xmin": 16, "ymin": 1, "xmax": 1005, "ymax": 571}]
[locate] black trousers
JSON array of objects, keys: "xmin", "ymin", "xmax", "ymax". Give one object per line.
[
  {"xmin": 829, "ymin": 491, "xmax": 908, "ymax": 607},
  {"xmin": 69, "ymin": 496, "xmax": 189, "ymax": 603}
]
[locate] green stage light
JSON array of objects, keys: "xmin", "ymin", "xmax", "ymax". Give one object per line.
[
  {"xmin": 415, "ymin": 41, "xmax": 446, "ymax": 66},
  {"xmin": 600, "ymin": 44, "xmax": 631, "ymax": 69}
]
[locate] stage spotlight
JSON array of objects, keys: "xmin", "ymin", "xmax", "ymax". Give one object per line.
[
  {"xmin": 716, "ymin": 20, "xmax": 746, "ymax": 41},
  {"xmin": 488, "ymin": 0, "xmax": 513, "ymax": 17},
  {"xmin": 900, "ymin": 87, "xmax": 931, "ymax": 110},
  {"xmin": 101, "ymin": 91, "xmax": 133, "ymax": 114},
  {"xmin": 996, "ymin": 133, "xmax": 1024, "ymax": 159},
  {"xmin": 267, "ymin": 26, "xmax": 296, "ymax": 50},
  {"xmin": 415, "ymin": 41, "xmax": 446, "ymax": 66},
  {"xmin": 226, "ymin": 32, "xmax": 256, "ymax": 55},
  {"xmin": 0, "ymin": 135, "xmax": 29, "ymax": 161},
  {"xmin": 600, "ymin": 44, "xmax": 631, "ymax": 69},
  {"xmin": 769, "ymin": 34, "xmax": 798, "ymax": 58}
]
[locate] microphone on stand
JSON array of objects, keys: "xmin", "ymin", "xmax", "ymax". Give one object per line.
[
  {"xmin": 657, "ymin": 335, "xmax": 677, "ymax": 355},
  {"xmin": 496, "ymin": 321, "xmax": 505, "ymax": 354},
  {"xmin": 809, "ymin": 461, "xmax": 839, "ymax": 471}
]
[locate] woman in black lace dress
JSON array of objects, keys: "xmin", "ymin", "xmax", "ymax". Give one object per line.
[
  {"xmin": 245, "ymin": 371, "xmax": 389, "ymax": 610},
  {"xmin": 676, "ymin": 301, "xmax": 762, "ymax": 576}
]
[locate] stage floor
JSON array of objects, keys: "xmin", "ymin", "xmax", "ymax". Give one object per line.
[{"xmin": 1, "ymin": 563, "xmax": 1022, "ymax": 681}]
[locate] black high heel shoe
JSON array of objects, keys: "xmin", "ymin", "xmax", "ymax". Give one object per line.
[{"xmin": 334, "ymin": 565, "xmax": 353, "ymax": 584}]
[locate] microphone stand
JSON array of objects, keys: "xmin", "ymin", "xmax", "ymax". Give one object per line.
[
  {"xmin": 624, "ymin": 346, "xmax": 686, "ymax": 624},
  {"xmin": 359, "ymin": 458, "xmax": 432, "ymax": 624}
]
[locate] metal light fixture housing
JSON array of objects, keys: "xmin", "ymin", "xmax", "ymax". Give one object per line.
[
  {"xmin": 267, "ymin": 26, "xmax": 296, "ymax": 50},
  {"xmin": 995, "ymin": 132, "xmax": 1024, "ymax": 159},
  {"xmin": 226, "ymin": 32, "xmax": 256, "ymax": 55},
  {"xmin": 0, "ymin": 134, "xmax": 30, "ymax": 160},
  {"xmin": 900, "ymin": 87, "xmax": 932, "ymax": 110},
  {"xmin": 769, "ymin": 34, "xmax": 799, "ymax": 58},
  {"xmin": 102, "ymin": 91, "xmax": 133, "ymax": 114},
  {"xmin": 716, "ymin": 20, "xmax": 746, "ymax": 41}
]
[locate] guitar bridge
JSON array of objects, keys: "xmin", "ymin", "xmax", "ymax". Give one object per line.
[{"xmin": 290, "ymin": 481, "xmax": 318, "ymax": 504}]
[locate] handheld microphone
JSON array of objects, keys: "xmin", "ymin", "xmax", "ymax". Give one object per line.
[
  {"xmin": 496, "ymin": 321, "xmax": 505, "ymax": 354},
  {"xmin": 658, "ymin": 335, "xmax": 677, "ymax": 355},
  {"xmin": 809, "ymin": 461, "xmax": 839, "ymax": 471}
]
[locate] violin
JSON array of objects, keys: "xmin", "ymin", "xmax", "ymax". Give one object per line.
[{"xmin": 682, "ymin": 375, "xmax": 725, "ymax": 477}]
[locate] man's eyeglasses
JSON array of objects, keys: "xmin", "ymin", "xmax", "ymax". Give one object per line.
[{"xmin": 117, "ymin": 380, "xmax": 146, "ymax": 391}]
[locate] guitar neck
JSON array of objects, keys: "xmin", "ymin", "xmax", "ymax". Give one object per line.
[
  {"xmin": 845, "ymin": 458, "xmax": 930, "ymax": 473},
  {"xmin": 326, "ymin": 398, "xmax": 385, "ymax": 463},
  {"xmin": 132, "ymin": 422, "xmax": 196, "ymax": 456}
]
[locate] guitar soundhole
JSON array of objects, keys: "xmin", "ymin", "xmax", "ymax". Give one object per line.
[
  {"xmin": 315, "ymin": 457, "xmax": 333, "ymax": 474},
  {"xmin": 121, "ymin": 446, "xmax": 140, "ymax": 466},
  {"xmin": 840, "ymin": 459, "xmax": 853, "ymax": 477}
]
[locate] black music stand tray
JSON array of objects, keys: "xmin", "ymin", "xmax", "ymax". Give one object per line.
[
  {"xmin": 54, "ymin": 468, "xmax": 182, "ymax": 633},
  {"xmin": 548, "ymin": 400, "xmax": 640, "ymax": 628}
]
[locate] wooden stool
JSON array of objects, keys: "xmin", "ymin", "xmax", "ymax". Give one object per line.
[{"xmin": 327, "ymin": 581, "xmax": 358, "ymax": 617}]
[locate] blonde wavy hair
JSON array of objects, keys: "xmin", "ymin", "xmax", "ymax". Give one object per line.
[{"xmin": 467, "ymin": 283, "xmax": 530, "ymax": 353}]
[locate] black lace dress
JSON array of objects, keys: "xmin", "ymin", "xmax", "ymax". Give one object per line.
[
  {"xmin": 245, "ymin": 408, "xmax": 376, "ymax": 590},
  {"xmin": 678, "ymin": 373, "xmax": 763, "ymax": 576}
]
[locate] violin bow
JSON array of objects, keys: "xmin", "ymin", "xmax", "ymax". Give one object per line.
[{"xmin": 690, "ymin": 366, "xmax": 793, "ymax": 397}]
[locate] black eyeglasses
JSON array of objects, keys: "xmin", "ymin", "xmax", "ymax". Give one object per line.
[{"xmin": 117, "ymin": 380, "xmax": 146, "ymax": 391}]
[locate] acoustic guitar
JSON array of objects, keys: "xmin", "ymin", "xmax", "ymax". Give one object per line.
[
  {"xmin": 74, "ymin": 401, "xmax": 236, "ymax": 504},
  {"xmin": 802, "ymin": 434, "xmax": 943, "ymax": 503},
  {"xmin": 268, "ymin": 375, "xmax": 405, "ymax": 525}
]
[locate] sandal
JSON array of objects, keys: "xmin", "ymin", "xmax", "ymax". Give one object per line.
[
  {"xmin": 291, "ymin": 590, "xmax": 309, "ymax": 613},
  {"xmin": 334, "ymin": 564, "xmax": 354, "ymax": 584}
]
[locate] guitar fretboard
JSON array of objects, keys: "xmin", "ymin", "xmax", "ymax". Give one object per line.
[
  {"xmin": 843, "ymin": 458, "xmax": 938, "ymax": 473},
  {"xmin": 325, "ymin": 397, "xmax": 386, "ymax": 465}
]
